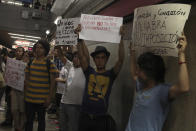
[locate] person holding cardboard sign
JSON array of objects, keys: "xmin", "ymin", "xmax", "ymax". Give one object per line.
[
  {"xmin": 125, "ymin": 32, "xmax": 189, "ymax": 131},
  {"xmin": 74, "ymin": 24, "xmax": 125, "ymax": 131}
]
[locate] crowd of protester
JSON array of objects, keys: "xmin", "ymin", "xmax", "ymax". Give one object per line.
[{"xmin": 0, "ymin": 24, "xmax": 190, "ymax": 131}]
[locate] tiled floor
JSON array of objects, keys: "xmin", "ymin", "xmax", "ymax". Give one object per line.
[{"xmin": 0, "ymin": 100, "xmax": 58, "ymax": 131}]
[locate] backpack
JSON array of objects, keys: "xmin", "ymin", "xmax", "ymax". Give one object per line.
[{"xmin": 28, "ymin": 58, "xmax": 51, "ymax": 81}]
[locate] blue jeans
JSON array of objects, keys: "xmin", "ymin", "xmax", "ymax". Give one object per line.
[
  {"xmin": 25, "ymin": 102, "xmax": 46, "ymax": 131},
  {"xmin": 59, "ymin": 103, "xmax": 81, "ymax": 131}
]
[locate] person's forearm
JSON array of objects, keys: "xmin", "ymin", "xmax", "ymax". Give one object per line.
[
  {"xmin": 130, "ymin": 47, "xmax": 136, "ymax": 77},
  {"xmin": 178, "ymin": 52, "xmax": 189, "ymax": 92},
  {"xmin": 81, "ymin": 40, "xmax": 90, "ymax": 62},
  {"xmin": 77, "ymin": 40, "xmax": 84, "ymax": 59},
  {"xmin": 118, "ymin": 38, "xmax": 125, "ymax": 63},
  {"xmin": 55, "ymin": 78, "xmax": 66, "ymax": 83},
  {"xmin": 77, "ymin": 40, "xmax": 89, "ymax": 70}
]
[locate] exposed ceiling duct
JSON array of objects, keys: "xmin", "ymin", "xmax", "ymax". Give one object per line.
[
  {"xmin": 51, "ymin": 0, "xmax": 117, "ymax": 18},
  {"xmin": 51, "ymin": 0, "xmax": 75, "ymax": 16}
]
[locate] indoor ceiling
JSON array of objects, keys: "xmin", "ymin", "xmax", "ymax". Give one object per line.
[{"xmin": 1, "ymin": 0, "xmax": 189, "ymax": 48}]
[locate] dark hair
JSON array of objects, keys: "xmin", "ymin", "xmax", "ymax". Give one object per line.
[
  {"xmin": 1, "ymin": 48, "xmax": 8, "ymax": 56},
  {"xmin": 35, "ymin": 40, "xmax": 50, "ymax": 56},
  {"xmin": 65, "ymin": 52, "xmax": 73, "ymax": 61},
  {"xmin": 137, "ymin": 52, "xmax": 165, "ymax": 83}
]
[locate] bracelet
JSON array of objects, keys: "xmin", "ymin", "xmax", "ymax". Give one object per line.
[{"xmin": 178, "ymin": 61, "xmax": 186, "ymax": 64}]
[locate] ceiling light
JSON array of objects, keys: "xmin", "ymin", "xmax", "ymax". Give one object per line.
[
  {"xmin": 10, "ymin": 36, "xmax": 38, "ymax": 42},
  {"xmin": 46, "ymin": 30, "xmax": 50, "ymax": 35},
  {"xmin": 54, "ymin": 16, "xmax": 62, "ymax": 25},
  {"xmin": 7, "ymin": 1, "xmax": 14, "ymax": 4},
  {"xmin": 8, "ymin": 33, "xmax": 41, "ymax": 39},
  {"xmin": 15, "ymin": 2, "xmax": 23, "ymax": 6}
]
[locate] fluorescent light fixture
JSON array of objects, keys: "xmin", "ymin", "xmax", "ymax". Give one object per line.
[
  {"xmin": 15, "ymin": 40, "xmax": 30, "ymax": 46},
  {"xmin": 54, "ymin": 16, "xmax": 62, "ymax": 25},
  {"xmin": 46, "ymin": 30, "xmax": 50, "ymax": 35},
  {"xmin": 15, "ymin": 2, "xmax": 23, "ymax": 6},
  {"xmin": 11, "ymin": 36, "xmax": 38, "ymax": 42},
  {"xmin": 7, "ymin": 1, "xmax": 14, "ymax": 4},
  {"xmin": 8, "ymin": 33, "xmax": 41, "ymax": 39}
]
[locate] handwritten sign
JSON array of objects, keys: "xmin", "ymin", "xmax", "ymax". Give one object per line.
[
  {"xmin": 132, "ymin": 4, "xmax": 191, "ymax": 57},
  {"xmin": 56, "ymin": 18, "xmax": 79, "ymax": 45},
  {"xmin": 4, "ymin": 58, "xmax": 26, "ymax": 91},
  {"xmin": 79, "ymin": 14, "xmax": 123, "ymax": 43}
]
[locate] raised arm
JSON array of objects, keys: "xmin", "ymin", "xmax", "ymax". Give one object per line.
[
  {"xmin": 55, "ymin": 77, "xmax": 66, "ymax": 83},
  {"xmin": 113, "ymin": 26, "xmax": 125, "ymax": 75},
  {"xmin": 129, "ymin": 42, "xmax": 137, "ymax": 81},
  {"xmin": 56, "ymin": 46, "xmax": 67, "ymax": 65},
  {"xmin": 75, "ymin": 24, "xmax": 90, "ymax": 71},
  {"xmin": 169, "ymin": 33, "xmax": 190, "ymax": 99}
]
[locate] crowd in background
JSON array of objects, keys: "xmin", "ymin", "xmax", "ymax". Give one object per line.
[{"xmin": 0, "ymin": 43, "xmax": 74, "ymax": 131}]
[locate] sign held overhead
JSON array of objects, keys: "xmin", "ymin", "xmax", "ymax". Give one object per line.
[
  {"xmin": 79, "ymin": 14, "xmax": 123, "ymax": 43},
  {"xmin": 132, "ymin": 4, "xmax": 191, "ymax": 57},
  {"xmin": 56, "ymin": 18, "xmax": 79, "ymax": 45}
]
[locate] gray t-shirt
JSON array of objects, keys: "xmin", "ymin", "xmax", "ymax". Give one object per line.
[
  {"xmin": 61, "ymin": 67, "xmax": 86, "ymax": 105},
  {"xmin": 125, "ymin": 80, "xmax": 171, "ymax": 131}
]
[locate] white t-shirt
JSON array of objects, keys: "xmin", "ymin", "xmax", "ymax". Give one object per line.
[
  {"xmin": 61, "ymin": 67, "xmax": 86, "ymax": 105},
  {"xmin": 56, "ymin": 60, "xmax": 72, "ymax": 94}
]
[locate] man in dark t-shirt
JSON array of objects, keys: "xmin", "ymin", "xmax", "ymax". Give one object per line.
[{"xmin": 75, "ymin": 25, "xmax": 125, "ymax": 131}]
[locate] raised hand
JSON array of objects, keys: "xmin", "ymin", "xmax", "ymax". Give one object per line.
[
  {"xmin": 119, "ymin": 25, "xmax": 125, "ymax": 37},
  {"xmin": 177, "ymin": 32, "xmax": 187, "ymax": 54},
  {"xmin": 74, "ymin": 24, "xmax": 82, "ymax": 35}
]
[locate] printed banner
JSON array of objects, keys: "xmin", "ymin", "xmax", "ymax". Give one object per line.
[
  {"xmin": 79, "ymin": 14, "xmax": 123, "ymax": 43},
  {"xmin": 132, "ymin": 4, "xmax": 191, "ymax": 57},
  {"xmin": 56, "ymin": 18, "xmax": 79, "ymax": 45},
  {"xmin": 4, "ymin": 58, "xmax": 26, "ymax": 91}
]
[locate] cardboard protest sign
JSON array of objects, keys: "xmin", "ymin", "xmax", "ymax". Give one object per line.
[
  {"xmin": 132, "ymin": 4, "xmax": 191, "ymax": 57},
  {"xmin": 56, "ymin": 18, "xmax": 79, "ymax": 45},
  {"xmin": 4, "ymin": 58, "xmax": 26, "ymax": 91},
  {"xmin": 79, "ymin": 14, "xmax": 123, "ymax": 43}
]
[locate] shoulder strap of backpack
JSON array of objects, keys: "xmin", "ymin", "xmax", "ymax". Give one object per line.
[
  {"xmin": 28, "ymin": 58, "xmax": 33, "ymax": 72},
  {"xmin": 46, "ymin": 58, "xmax": 51, "ymax": 82}
]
